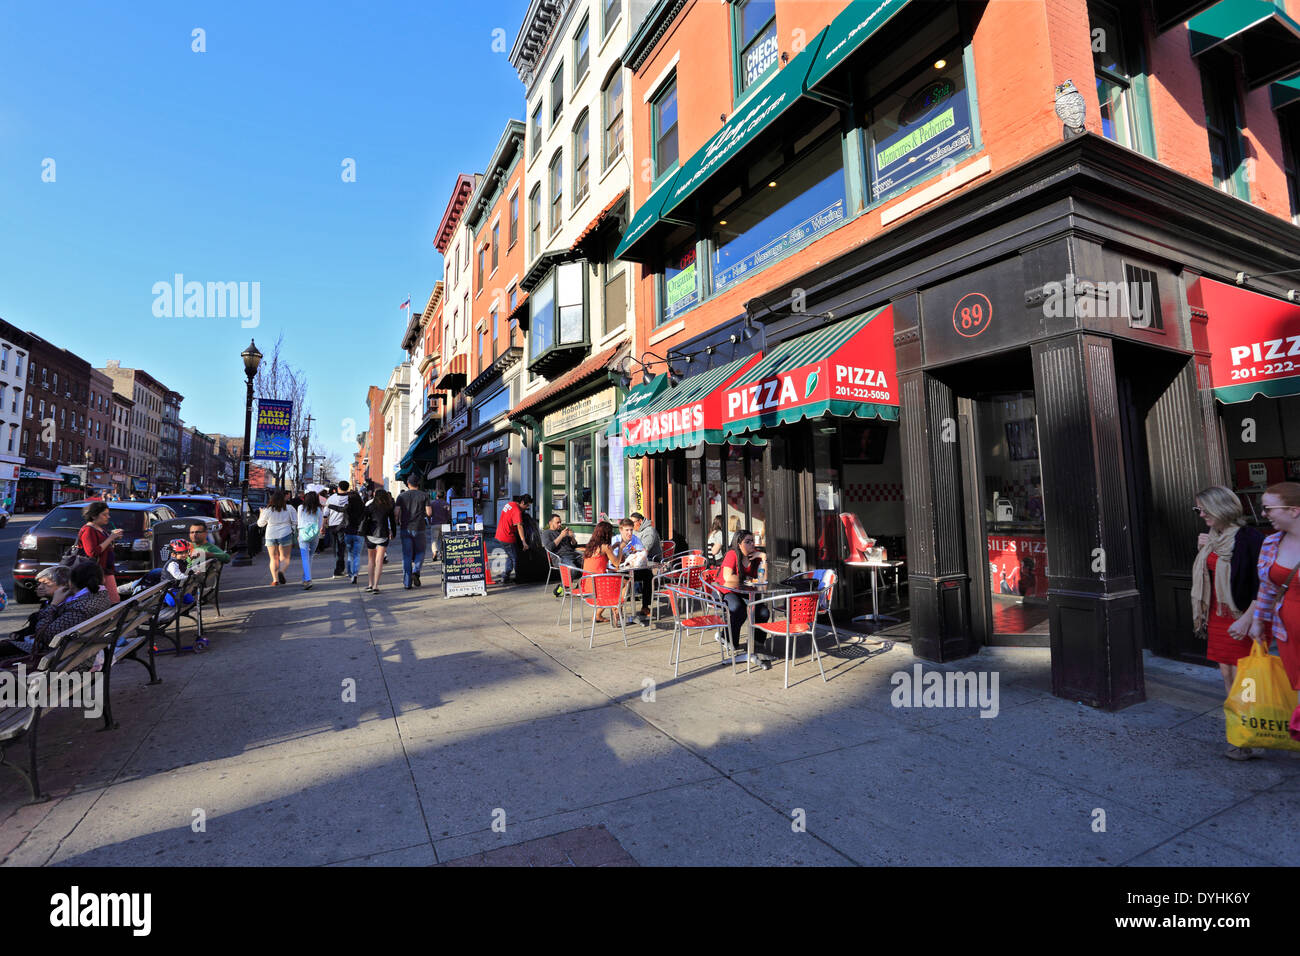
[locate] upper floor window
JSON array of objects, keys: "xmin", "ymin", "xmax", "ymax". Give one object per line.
[
  {"xmin": 531, "ymin": 103, "xmax": 543, "ymax": 158},
  {"xmin": 14, "ymin": 353, "xmax": 21, "ymax": 377},
  {"xmin": 1282, "ymin": 111, "xmax": 1300, "ymax": 225},
  {"xmin": 574, "ymin": 111, "xmax": 591, "ymax": 206},
  {"xmin": 490, "ymin": 307, "xmax": 500, "ymax": 359},
  {"xmin": 652, "ymin": 78, "xmax": 679, "ymax": 179},
  {"xmin": 734, "ymin": 0, "xmax": 778, "ymax": 96},
  {"xmin": 550, "ymin": 151, "xmax": 564, "ymax": 235},
  {"xmin": 603, "ymin": 70, "xmax": 624, "ymax": 168},
  {"xmin": 1202, "ymin": 59, "xmax": 1249, "ymax": 199},
  {"xmin": 0, "ymin": 346, "xmax": 8, "ymax": 372},
  {"xmin": 551, "ymin": 64, "xmax": 565, "ymax": 127},
  {"xmin": 491, "ymin": 222, "xmax": 500, "ymax": 272},
  {"xmin": 509, "ymin": 190, "xmax": 519, "ymax": 246},
  {"xmin": 530, "ymin": 185, "xmax": 543, "ymax": 260},
  {"xmin": 52, "ymin": 372, "xmax": 58, "ymax": 392},
  {"xmin": 574, "ymin": 16, "xmax": 590, "ymax": 84},
  {"xmin": 603, "ymin": 0, "xmax": 620, "ymax": 38},
  {"xmin": 1090, "ymin": 0, "xmax": 1154, "ymax": 158},
  {"xmin": 478, "ymin": 245, "xmax": 486, "ymax": 290}
]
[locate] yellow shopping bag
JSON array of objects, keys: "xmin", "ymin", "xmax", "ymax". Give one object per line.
[{"xmin": 1225, "ymin": 642, "xmax": 1300, "ymax": 751}]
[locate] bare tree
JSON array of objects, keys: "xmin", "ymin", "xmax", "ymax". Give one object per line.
[{"xmin": 252, "ymin": 334, "xmax": 310, "ymax": 491}]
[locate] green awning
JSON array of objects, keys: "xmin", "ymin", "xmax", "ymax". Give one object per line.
[
  {"xmin": 1272, "ymin": 75, "xmax": 1300, "ymax": 109},
  {"xmin": 722, "ymin": 305, "xmax": 900, "ymax": 437},
  {"xmin": 1189, "ymin": 0, "xmax": 1300, "ymax": 88},
  {"xmin": 398, "ymin": 419, "xmax": 440, "ymax": 475},
  {"xmin": 609, "ymin": 373, "xmax": 669, "ymax": 437},
  {"xmin": 1151, "ymin": 0, "xmax": 1220, "ymax": 32},
  {"xmin": 622, "ymin": 354, "xmax": 764, "ymax": 456},
  {"xmin": 660, "ymin": 37, "xmax": 827, "ymax": 221},
  {"xmin": 613, "ymin": 171, "xmax": 686, "ymax": 263},
  {"xmin": 803, "ymin": 0, "xmax": 912, "ymax": 91}
]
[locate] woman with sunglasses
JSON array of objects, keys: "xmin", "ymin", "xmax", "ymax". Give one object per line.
[
  {"xmin": 1191, "ymin": 487, "xmax": 1264, "ymax": 761},
  {"xmin": 1249, "ymin": 482, "xmax": 1300, "ymax": 706}
]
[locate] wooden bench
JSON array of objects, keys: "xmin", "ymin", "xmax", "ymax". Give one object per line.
[
  {"xmin": 0, "ymin": 599, "xmax": 137, "ymax": 802},
  {"xmin": 110, "ymin": 584, "xmax": 167, "ymax": 689},
  {"xmin": 153, "ymin": 570, "xmax": 208, "ymax": 655}
]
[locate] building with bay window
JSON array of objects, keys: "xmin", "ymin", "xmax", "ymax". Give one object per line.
[
  {"xmin": 505, "ymin": 0, "xmax": 654, "ymax": 531},
  {"xmin": 613, "ymin": 0, "xmax": 1300, "ymax": 709}
]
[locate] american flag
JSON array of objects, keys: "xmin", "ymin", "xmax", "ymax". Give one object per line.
[{"xmin": 399, "ymin": 296, "xmax": 411, "ymax": 310}]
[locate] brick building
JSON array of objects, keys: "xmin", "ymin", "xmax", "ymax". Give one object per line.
[
  {"xmin": 18, "ymin": 334, "xmax": 92, "ymax": 509},
  {"xmin": 603, "ymin": 0, "xmax": 1300, "ymax": 708}
]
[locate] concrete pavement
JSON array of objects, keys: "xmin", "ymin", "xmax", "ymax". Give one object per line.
[{"xmin": 2, "ymin": 544, "xmax": 1298, "ymax": 866}]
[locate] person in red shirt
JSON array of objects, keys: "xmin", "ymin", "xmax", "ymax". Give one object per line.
[
  {"xmin": 77, "ymin": 500, "xmax": 123, "ymax": 603},
  {"xmin": 495, "ymin": 494, "xmax": 532, "ymax": 584}
]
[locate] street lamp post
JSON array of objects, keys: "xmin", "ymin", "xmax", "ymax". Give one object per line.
[{"xmin": 233, "ymin": 339, "xmax": 263, "ymax": 566}]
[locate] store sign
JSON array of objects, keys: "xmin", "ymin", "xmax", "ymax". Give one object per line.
[
  {"xmin": 987, "ymin": 535, "xmax": 1049, "ymax": 599},
  {"xmin": 872, "ymin": 81, "xmax": 972, "ymax": 199},
  {"xmin": 625, "ymin": 401, "xmax": 706, "ymax": 445},
  {"xmin": 3, "ymin": 464, "xmax": 17, "ymax": 480},
  {"xmin": 444, "ymin": 411, "xmax": 469, "ymax": 436},
  {"xmin": 608, "ymin": 436, "xmax": 625, "ymax": 518},
  {"xmin": 714, "ymin": 199, "xmax": 845, "ymax": 292},
  {"xmin": 665, "ymin": 251, "xmax": 698, "ymax": 319},
  {"xmin": 543, "ymin": 387, "xmax": 617, "ymax": 438},
  {"xmin": 253, "ymin": 399, "xmax": 293, "ymax": 461},
  {"xmin": 1198, "ymin": 277, "xmax": 1300, "ymax": 401},
  {"xmin": 475, "ymin": 435, "xmax": 509, "ymax": 458},
  {"xmin": 19, "ymin": 468, "xmax": 44, "ymax": 480},
  {"xmin": 723, "ymin": 310, "xmax": 898, "ymax": 425}
]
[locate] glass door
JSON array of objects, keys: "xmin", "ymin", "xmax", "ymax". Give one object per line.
[{"xmin": 974, "ymin": 391, "xmax": 1050, "ymax": 642}]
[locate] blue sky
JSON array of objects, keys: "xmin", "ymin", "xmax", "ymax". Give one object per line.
[{"xmin": 0, "ymin": 0, "xmax": 529, "ymax": 472}]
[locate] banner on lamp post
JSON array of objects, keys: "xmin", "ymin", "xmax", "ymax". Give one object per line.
[{"xmin": 253, "ymin": 399, "xmax": 293, "ymax": 461}]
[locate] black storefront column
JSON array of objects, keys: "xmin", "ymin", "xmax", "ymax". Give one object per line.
[
  {"xmin": 897, "ymin": 364, "xmax": 976, "ymax": 662},
  {"xmin": 1032, "ymin": 333, "xmax": 1144, "ymax": 709}
]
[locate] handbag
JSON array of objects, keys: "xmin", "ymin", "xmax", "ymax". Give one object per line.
[
  {"xmin": 60, "ymin": 527, "xmax": 94, "ymax": 568},
  {"xmin": 1225, "ymin": 642, "xmax": 1300, "ymax": 751}
]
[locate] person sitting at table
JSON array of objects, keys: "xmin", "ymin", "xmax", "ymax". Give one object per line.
[
  {"xmin": 582, "ymin": 520, "xmax": 619, "ymax": 623},
  {"xmin": 717, "ymin": 528, "xmax": 774, "ymax": 667},
  {"xmin": 543, "ymin": 513, "xmax": 583, "ymax": 598},
  {"xmin": 707, "ymin": 515, "xmax": 725, "ymax": 564},
  {"xmin": 613, "ymin": 517, "xmax": 653, "ymax": 627}
]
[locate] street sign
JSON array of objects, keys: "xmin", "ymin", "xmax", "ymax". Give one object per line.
[{"xmin": 441, "ymin": 531, "xmax": 487, "ymax": 599}]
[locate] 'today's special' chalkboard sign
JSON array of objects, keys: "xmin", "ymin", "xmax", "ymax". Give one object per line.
[{"xmin": 442, "ymin": 531, "xmax": 487, "ymax": 599}]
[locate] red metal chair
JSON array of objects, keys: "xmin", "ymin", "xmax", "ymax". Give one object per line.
[
  {"xmin": 650, "ymin": 567, "xmax": 687, "ymax": 624},
  {"xmin": 666, "ymin": 585, "xmax": 734, "ymax": 676},
  {"xmin": 577, "ymin": 572, "xmax": 628, "ymax": 649},
  {"xmin": 555, "ymin": 563, "xmax": 582, "ymax": 632},
  {"xmin": 749, "ymin": 591, "xmax": 827, "ymax": 689},
  {"xmin": 783, "ymin": 569, "xmax": 840, "ymax": 647},
  {"xmin": 660, "ymin": 539, "xmax": 676, "ymax": 564}
]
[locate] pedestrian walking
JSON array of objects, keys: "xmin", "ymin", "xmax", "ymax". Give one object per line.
[
  {"xmin": 1191, "ymin": 486, "xmax": 1265, "ymax": 760},
  {"xmin": 495, "ymin": 494, "xmax": 532, "ymax": 584},
  {"xmin": 297, "ymin": 491, "xmax": 323, "ymax": 590},
  {"xmin": 395, "ymin": 476, "xmax": 433, "ymax": 589},
  {"xmin": 326, "ymin": 481, "xmax": 352, "ymax": 577},
  {"xmin": 1249, "ymin": 482, "xmax": 1300, "ymax": 693},
  {"xmin": 362, "ymin": 487, "xmax": 397, "ymax": 593},
  {"xmin": 257, "ymin": 490, "xmax": 297, "ymax": 587},
  {"xmin": 76, "ymin": 500, "xmax": 124, "ymax": 603}
]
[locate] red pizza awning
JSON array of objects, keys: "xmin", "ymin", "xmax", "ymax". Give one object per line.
[
  {"xmin": 1190, "ymin": 276, "xmax": 1300, "ymax": 403},
  {"xmin": 721, "ymin": 305, "xmax": 899, "ymax": 437},
  {"xmin": 622, "ymin": 353, "xmax": 764, "ymax": 456}
]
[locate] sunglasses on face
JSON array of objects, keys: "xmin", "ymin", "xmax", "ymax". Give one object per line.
[{"xmin": 1262, "ymin": 506, "xmax": 1297, "ymax": 514}]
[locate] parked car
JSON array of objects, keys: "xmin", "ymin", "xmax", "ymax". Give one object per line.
[
  {"xmin": 155, "ymin": 494, "xmax": 250, "ymax": 553},
  {"xmin": 11, "ymin": 502, "xmax": 178, "ymax": 604}
]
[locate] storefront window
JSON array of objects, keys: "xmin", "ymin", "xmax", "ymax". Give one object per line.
[
  {"xmin": 706, "ymin": 450, "xmax": 724, "ymax": 552},
  {"xmin": 749, "ymin": 448, "xmax": 766, "ymax": 547},
  {"xmin": 571, "ymin": 434, "xmax": 595, "ymax": 523},
  {"xmin": 473, "ymin": 386, "xmax": 511, "ymax": 429},
  {"xmin": 661, "ymin": 228, "xmax": 699, "ymax": 325},
  {"xmin": 865, "ymin": 44, "xmax": 974, "ymax": 204},
  {"xmin": 549, "ymin": 445, "xmax": 568, "ymax": 515},
  {"xmin": 710, "ymin": 133, "xmax": 845, "ymax": 295}
]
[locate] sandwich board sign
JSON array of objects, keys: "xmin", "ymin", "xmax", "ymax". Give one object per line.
[{"xmin": 442, "ymin": 530, "xmax": 487, "ymax": 599}]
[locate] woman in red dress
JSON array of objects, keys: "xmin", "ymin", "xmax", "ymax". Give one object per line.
[
  {"xmin": 77, "ymin": 500, "xmax": 124, "ymax": 604},
  {"xmin": 1250, "ymin": 482, "xmax": 1300, "ymax": 696},
  {"xmin": 1192, "ymin": 487, "xmax": 1264, "ymax": 702}
]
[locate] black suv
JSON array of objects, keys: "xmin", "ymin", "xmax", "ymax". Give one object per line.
[
  {"xmin": 12, "ymin": 502, "xmax": 177, "ymax": 603},
  {"xmin": 155, "ymin": 494, "xmax": 249, "ymax": 553}
]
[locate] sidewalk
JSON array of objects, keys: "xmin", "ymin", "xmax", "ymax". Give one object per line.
[{"xmin": 2, "ymin": 548, "xmax": 1298, "ymax": 866}]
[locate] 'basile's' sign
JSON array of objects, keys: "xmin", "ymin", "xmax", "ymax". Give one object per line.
[{"xmin": 625, "ymin": 404, "xmax": 705, "ymax": 444}]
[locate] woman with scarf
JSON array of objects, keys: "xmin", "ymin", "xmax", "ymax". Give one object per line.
[{"xmin": 1191, "ymin": 485, "xmax": 1264, "ymax": 760}]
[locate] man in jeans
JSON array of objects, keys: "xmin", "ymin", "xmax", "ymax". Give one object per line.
[
  {"xmin": 335, "ymin": 482, "xmax": 366, "ymax": 584},
  {"xmin": 494, "ymin": 494, "xmax": 531, "ymax": 584},
  {"xmin": 325, "ymin": 481, "xmax": 351, "ymax": 577},
  {"xmin": 395, "ymin": 476, "xmax": 433, "ymax": 589}
]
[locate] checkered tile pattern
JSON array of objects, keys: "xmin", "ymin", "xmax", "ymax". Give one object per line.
[{"xmin": 843, "ymin": 483, "xmax": 904, "ymax": 503}]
